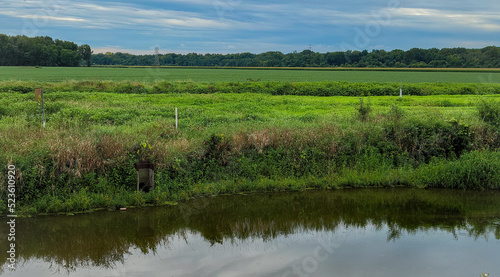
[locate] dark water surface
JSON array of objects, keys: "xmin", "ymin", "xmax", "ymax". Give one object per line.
[{"xmin": 1, "ymin": 189, "xmax": 500, "ymax": 277}]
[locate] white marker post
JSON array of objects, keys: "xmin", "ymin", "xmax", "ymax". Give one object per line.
[
  {"xmin": 399, "ymin": 83, "xmax": 403, "ymax": 98},
  {"xmin": 175, "ymin": 107, "xmax": 178, "ymax": 129}
]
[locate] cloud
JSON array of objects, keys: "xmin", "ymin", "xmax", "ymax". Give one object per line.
[
  {"xmin": 391, "ymin": 8, "xmax": 500, "ymax": 31},
  {"xmin": 146, "ymin": 0, "xmax": 215, "ymax": 5},
  {"xmin": 0, "ymin": 0, "xmax": 243, "ymax": 30},
  {"xmin": 0, "ymin": 10, "xmax": 86, "ymax": 22},
  {"xmin": 289, "ymin": 5, "xmax": 500, "ymax": 33},
  {"xmin": 0, "ymin": 0, "xmax": 498, "ymax": 54},
  {"xmin": 434, "ymin": 39, "xmax": 500, "ymax": 49}
]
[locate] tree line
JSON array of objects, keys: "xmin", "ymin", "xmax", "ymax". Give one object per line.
[
  {"xmin": 0, "ymin": 34, "xmax": 91, "ymax": 67},
  {"xmin": 1, "ymin": 33, "xmax": 498, "ymax": 68},
  {"xmin": 92, "ymin": 46, "xmax": 500, "ymax": 68}
]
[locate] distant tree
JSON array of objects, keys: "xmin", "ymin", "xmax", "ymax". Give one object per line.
[
  {"xmin": 446, "ymin": 54, "xmax": 464, "ymax": 68},
  {"xmin": 0, "ymin": 34, "xmax": 91, "ymax": 67},
  {"xmin": 83, "ymin": 43, "xmax": 500, "ymax": 69},
  {"xmin": 79, "ymin": 44, "xmax": 92, "ymax": 67},
  {"xmin": 60, "ymin": 49, "xmax": 81, "ymax": 67}
]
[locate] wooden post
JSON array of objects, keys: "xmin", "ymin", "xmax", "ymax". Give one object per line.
[{"xmin": 35, "ymin": 88, "xmax": 42, "ymax": 103}]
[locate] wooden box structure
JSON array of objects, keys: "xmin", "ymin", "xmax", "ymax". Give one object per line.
[{"xmin": 134, "ymin": 161, "xmax": 154, "ymax": 192}]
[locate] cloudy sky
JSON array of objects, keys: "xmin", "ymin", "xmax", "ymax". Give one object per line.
[{"xmin": 0, "ymin": 0, "xmax": 499, "ymax": 54}]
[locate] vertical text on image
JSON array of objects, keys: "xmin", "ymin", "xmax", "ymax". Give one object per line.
[{"xmin": 6, "ymin": 164, "xmax": 17, "ymax": 271}]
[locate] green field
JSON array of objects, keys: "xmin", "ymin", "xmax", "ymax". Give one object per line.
[
  {"xmin": 2, "ymin": 91, "xmax": 498, "ymax": 128},
  {"xmin": 1, "ymin": 66, "xmax": 500, "ymax": 83}
]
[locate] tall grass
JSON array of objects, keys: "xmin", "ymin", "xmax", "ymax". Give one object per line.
[
  {"xmin": 477, "ymin": 99, "xmax": 500, "ymax": 129},
  {"xmin": 1, "ymin": 89, "xmax": 499, "ymax": 215},
  {"xmin": 405, "ymin": 151, "xmax": 500, "ymax": 190}
]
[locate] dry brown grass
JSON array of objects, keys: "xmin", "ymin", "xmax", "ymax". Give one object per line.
[
  {"xmin": 150, "ymin": 138, "xmax": 196, "ymax": 169},
  {"xmin": 96, "ymin": 135, "xmax": 126, "ymax": 161},
  {"xmin": 230, "ymin": 124, "xmax": 345, "ymax": 156},
  {"xmin": 231, "ymin": 128, "xmax": 296, "ymax": 154},
  {"xmin": 50, "ymin": 136, "xmax": 100, "ymax": 177},
  {"xmin": 46, "ymin": 131, "xmax": 128, "ymax": 176},
  {"xmin": 472, "ymin": 123, "xmax": 500, "ymax": 149}
]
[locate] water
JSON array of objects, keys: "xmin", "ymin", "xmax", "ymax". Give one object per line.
[{"xmin": 2, "ymin": 189, "xmax": 500, "ymax": 276}]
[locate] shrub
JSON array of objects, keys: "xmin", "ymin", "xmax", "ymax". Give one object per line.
[
  {"xmin": 409, "ymin": 151, "xmax": 500, "ymax": 189},
  {"xmin": 387, "ymin": 104, "xmax": 406, "ymax": 121},
  {"xmin": 151, "ymin": 81, "xmax": 173, "ymax": 93},
  {"xmin": 357, "ymin": 98, "xmax": 371, "ymax": 121},
  {"xmin": 114, "ymin": 83, "xmax": 149, "ymax": 94},
  {"xmin": 1, "ymin": 85, "xmax": 33, "ymax": 93},
  {"xmin": 477, "ymin": 99, "xmax": 500, "ymax": 129}
]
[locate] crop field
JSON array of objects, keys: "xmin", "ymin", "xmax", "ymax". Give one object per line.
[{"xmin": 1, "ymin": 66, "xmax": 500, "ymax": 83}]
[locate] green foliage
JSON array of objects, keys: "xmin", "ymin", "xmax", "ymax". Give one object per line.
[
  {"xmin": 134, "ymin": 141, "xmax": 153, "ymax": 161},
  {"xmin": 0, "ymin": 34, "xmax": 88, "ymax": 67},
  {"xmin": 151, "ymin": 81, "xmax": 173, "ymax": 93},
  {"xmin": 387, "ymin": 104, "xmax": 406, "ymax": 121},
  {"xmin": 114, "ymin": 83, "xmax": 149, "ymax": 94},
  {"xmin": 3, "ymin": 79, "xmax": 500, "ymax": 98},
  {"xmin": 477, "ymin": 99, "xmax": 500, "ymax": 129},
  {"xmin": 89, "ymin": 45, "xmax": 500, "ymax": 68},
  {"xmin": 383, "ymin": 117, "xmax": 475, "ymax": 164},
  {"xmin": 357, "ymin": 98, "xmax": 372, "ymax": 121},
  {"xmin": 79, "ymin": 44, "xmax": 92, "ymax": 67},
  {"xmin": 0, "ymin": 84, "xmax": 33, "ymax": 93},
  {"xmin": 407, "ymin": 151, "xmax": 500, "ymax": 189},
  {"xmin": 1, "ymin": 88, "xmax": 500, "ymax": 215}
]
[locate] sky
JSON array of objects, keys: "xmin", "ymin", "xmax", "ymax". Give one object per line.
[{"xmin": 0, "ymin": 0, "xmax": 499, "ymax": 55}]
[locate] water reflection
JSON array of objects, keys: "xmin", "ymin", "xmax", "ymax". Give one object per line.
[{"xmin": 1, "ymin": 189, "xmax": 500, "ymax": 276}]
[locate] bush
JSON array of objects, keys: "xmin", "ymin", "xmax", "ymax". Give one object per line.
[
  {"xmin": 357, "ymin": 98, "xmax": 371, "ymax": 121},
  {"xmin": 114, "ymin": 83, "xmax": 149, "ymax": 94},
  {"xmin": 2, "ymin": 81, "xmax": 500, "ymax": 97},
  {"xmin": 387, "ymin": 104, "xmax": 406, "ymax": 121},
  {"xmin": 151, "ymin": 82, "xmax": 173, "ymax": 93},
  {"xmin": 0, "ymin": 85, "xmax": 33, "ymax": 93},
  {"xmin": 477, "ymin": 99, "xmax": 500, "ymax": 129},
  {"xmin": 409, "ymin": 151, "xmax": 500, "ymax": 189}
]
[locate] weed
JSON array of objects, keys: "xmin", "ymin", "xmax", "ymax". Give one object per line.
[
  {"xmin": 357, "ymin": 98, "xmax": 372, "ymax": 121},
  {"xmin": 477, "ymin": 99, "xmax": 500, "ymax": 129}
]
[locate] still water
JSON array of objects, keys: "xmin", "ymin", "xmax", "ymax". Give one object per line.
[{"xmin": 1, "ymin": 189, "xmax": 500, "ymax": 277}]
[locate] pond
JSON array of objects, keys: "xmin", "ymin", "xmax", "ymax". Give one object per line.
[{"xmin": 1, "ymin": 188, "xmax": 500, "ymax": 276}]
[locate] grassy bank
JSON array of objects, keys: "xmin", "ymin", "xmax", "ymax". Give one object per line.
[{"xmin": 1, "ymin": 85, "xmax": 500, "ymax": 215}]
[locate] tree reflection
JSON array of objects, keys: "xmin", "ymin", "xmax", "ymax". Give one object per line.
[{"xmin": 1, "ymin": 189, "xmax": 499, "ymax": 273}]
